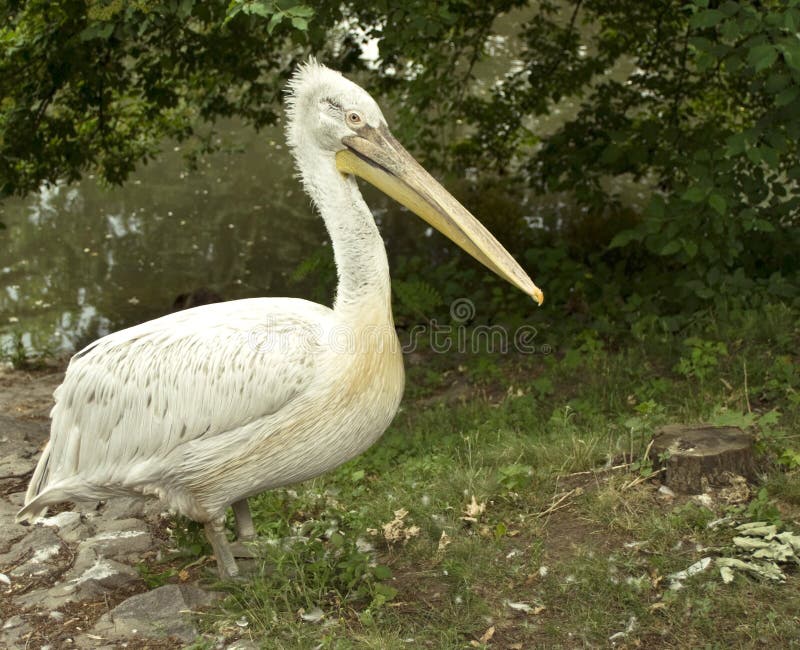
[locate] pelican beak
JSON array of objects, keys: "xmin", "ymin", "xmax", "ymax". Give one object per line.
[{"xmin": 336, "ymin": 124, "xmax": 543, "ymax": 305}]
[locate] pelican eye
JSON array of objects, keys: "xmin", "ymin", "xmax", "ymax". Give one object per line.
[{"xmin": 346, "ymin": 111, "xmax": 364, "ymax": 127}]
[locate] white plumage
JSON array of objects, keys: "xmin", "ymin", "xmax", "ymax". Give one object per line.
[{"xmin": 18, "ymin": 60, "xmax": 541, "ymax": 577}]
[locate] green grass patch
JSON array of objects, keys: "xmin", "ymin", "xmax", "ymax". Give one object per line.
[{"xmin": 172, "ymin": 304, "xmax": 800, "ymax": 648}]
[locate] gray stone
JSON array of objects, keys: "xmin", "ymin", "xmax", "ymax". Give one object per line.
[
  {"xmin": 97, "ymin": 496, "xmax": 149, "ymax": 519},
  {"xmin": 0, "ymin": 614, "xmax": 33, "ymax": 649},
  {"xmin": 0, "ymin": 414, "xmax": 49, "ymax": 445},
  {"xmin": 10, "ymin": 541, "xmax": 65, "ymax": 579},
  {"xmin": 0, "ymin": 525, "xmax": 63, "ymax": 570},
  {"xmin": 78, "ymin": 518, "xmax": 153, "ymax": 561},
  {"xmin": 0, "ymin": 499, "xmax": 26, "ymax": 551},
  {"xmin": 39, "ymin": 511, "xmax": 89, "ymax": 543},
  {"xmin": 0, "ymin": 452, "xmax": 36, "ymax": 478},
  {"xmin": 92, "ymin": 584, "xmax": 220, "ymax": 642},
  {"xmin": 6, "ymin": 492, "xmax": 26, "ymax": 508},
  {"xmin": 13, "ymin": 556, "xmax": 140, "ymax": 610}
]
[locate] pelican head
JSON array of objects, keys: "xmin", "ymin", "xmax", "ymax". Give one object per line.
[{"xmin": 286, "ymin": 60, "xmax": 544, "ymax": 305}]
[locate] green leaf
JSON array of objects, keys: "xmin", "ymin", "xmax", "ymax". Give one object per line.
[
  {"xmin": 290, "ymin": 16, "xmax": 308, "ymax": 30},
  {"xmin": 79, "ymin": 22, "xmax": 115, "ymax": 41},
  {"xmin": 749, "ymin": 44, "xmax": 778, "ymax": 73},
  {"xmin": 267, "ymin": 11, "xmax": 283, "ymax": 33},
  {"xmin": 660, "ymin": 240, "xmax": 682, "ymax": 256},
  {"xmin": 287, "ymin": 5, "xmax": 314, "ymax": 17},
  {"xmin": 373, "ymin": 583, "xmax": 398, "ymax": 600},
  {"xmin": 608, "ymin": 229, "xmax": 639, "ymax": 249},
  {"xmin": 724, "ymin": 132, "xmax": 746, "ymax": 156},
  {"xmin": 709, "ymin": 193, "xmax": 727, "ymax": 215},
  {"xmin": 785, "ymin": 8, "xmax": 800, "ymax": 32},
  {"xmin": 690, "ymin": 9, "xmax": 725, "ymax": 29},
  {"xmin": 247, "ymin": 2, "xmax": 273, "ymax": 18},
  {"xmin": 778, "ymin": 39, "xmax": 800, "ymax": 71},
  {"xmin": 372, "ymin": 565, "xmax": 392, "ymax": 580},
  {"xmin": 682, "ymin": 185, "xmax": 707, "ymax": 202},
  {"xmin": 775, "ymin": 86, "xmax": 799, "ymax": 106}
]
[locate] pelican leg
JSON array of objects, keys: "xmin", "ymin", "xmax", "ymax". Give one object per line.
[
  {"xmin": 232, "ymin": 499, "xmax": 256, "ymax": 540},
  {"xmin": 229, "ymin": 499, "xmax": 256, "ymax": 559},
  {"xmin": 204, "ymin": 518, "xmax": 239, "ymax": 579}
]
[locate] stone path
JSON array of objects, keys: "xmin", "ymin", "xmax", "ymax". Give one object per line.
[{"xmin": 0, "ymin": 369, "xmax": 250, "ymax": 649}]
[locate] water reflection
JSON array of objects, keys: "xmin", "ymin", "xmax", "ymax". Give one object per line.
[{"xmin": 0, "ymin": 122, "xmax": 329, "ymax": 355}]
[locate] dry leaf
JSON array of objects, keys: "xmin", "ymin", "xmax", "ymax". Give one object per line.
[
  {"xmin": 462, "ymin": 495, "xmax": 486, "ymax": 522},
  {"xmin": 505, "ymin": 601, "xmax": 533, "ymax": 613},
  {"xmin": 510, "ymin": 644, "xmax": 523, "ymax": 650},
  {"xmin": 437, "ymin": 530, "xmax": 451, "ymax": 552},
  {"xmin": 178, "ymin": 569, "xmax": 190, "ymax": 582},
  {"xmin": 381, "ymin": 508, "xmax": 420, "ymax": 543},
  {"xmin": 299, "ymin": 606, "xmax": 325, "ymax": 623},
  {"xmin": 479, "ymin": 625, "xmax": 496, "ymax": 643}
]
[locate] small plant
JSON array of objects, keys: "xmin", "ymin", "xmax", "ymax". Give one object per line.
[
  {"xmin": 744, "ymin": 488, "xmax": 783, "ymax": 526},
  {"xmin": 497, "ymin": 463, "xmax": 533, "ymax": 491},
  {"xmin": 137, "ymin": 563, "xmax": 176, "ymax": 589},
  {"xmin": 674, "ymin": 337, "xmax": 728, "ymax": 382}
]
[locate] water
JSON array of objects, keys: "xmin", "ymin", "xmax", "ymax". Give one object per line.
[
  {"xmin": 0, "ymin": 123, "xmax": 334, "ymax": 355},
  {"xmin": 0, "ymin": 118, "xmax": 455, "ymax": 357}
]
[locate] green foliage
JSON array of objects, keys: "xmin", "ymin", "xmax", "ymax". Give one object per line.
[
  {"xmin": 674, "ymin": 337, "xmax": 729, "ymax": 383},
  {"xmin": 742, "ymin": 487, "xmax": 783, "ymax": 526},
  {"xmin": 392, "ymin": 279, "xmax": 442, "ymax": 321},
  {"xmin": 136, "ymin": 563, "xmax": 177, "ymax": 589},
  {"xmin": 217, "ymin": 491, "xmax": 399, "ymax": 640},
  {"xmin": 224, "ymin": 1, "xmax": 314, "ymax": 32},
  {"xmin": 496, "ymin": 463, "xmax": 533, "ymax": 491},
  {"xmin": 0, "ymin": 329, "xmax": 54, "ymax": 369},
  {"xmin": 0, "ymin": 0, "xmax": 312, "ymax": 198}
]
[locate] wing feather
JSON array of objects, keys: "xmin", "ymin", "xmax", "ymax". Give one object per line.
[{"xmin": 24, "ymin": 297, "xmax": 330, "ymax": 507}]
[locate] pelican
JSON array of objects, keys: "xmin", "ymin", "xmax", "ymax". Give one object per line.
[{"xmin": 17, "ymin": 61, "xmax": 543, "ymax": 577}]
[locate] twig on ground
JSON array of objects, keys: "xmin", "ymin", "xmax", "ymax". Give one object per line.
[
  {"xmin": 563, "ymin": 463, "xmax": 630, "ymax": 478},
  {"xmin": 535, "ymin": 487, "xmax": 582, "ymax": 518}
]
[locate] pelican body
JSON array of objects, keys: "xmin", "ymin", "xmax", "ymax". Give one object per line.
[{"xmin": 18, "ymin": 61, "xmax": 543, "ymax": 577}]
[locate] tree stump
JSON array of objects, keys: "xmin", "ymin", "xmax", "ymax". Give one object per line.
[{"xmin": 649, "ymin": 425, "xmax": 756, "ymax": 494}]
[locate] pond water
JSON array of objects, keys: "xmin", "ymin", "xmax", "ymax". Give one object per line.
[
  {"xmin": 1, "ymin": 110, "xmax": 493, "ymax": 358},
  {"xmin": 1, "ymin": 123, "xmax": 331, "ymax": 355}
]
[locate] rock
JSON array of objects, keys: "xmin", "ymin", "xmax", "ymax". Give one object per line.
[
  {"xmin": 40, "ymin": 511, "xmax": 89, "ymax": 543},
  {"xmin": 227, "ymin": 641, "xmax": 260, "ymax": 650},
  {"xmin": 10, "ymin": 540, "xmax": 64, "ymax": 578},
  {"xmin": 0, "ymin": 614, "xmax": 33, "ymax": 649},
  {"xmin": 78, "ymin": 518, "xmax": 152, "ymax": 561},
  {"xmin": 0, "ymin": 499, "xmax": 26, "ymax": 551},
  {"xmin": 649, "ymin": 425, "xmax": 756, "ymax": 494},
  {"xmin": 14, "ymin": 555, "xmax": 140, "ymax": 610},
  {"xmin": 0, "ymin": 525, "xmax": 63, "ymax": 570},
  {"xmin": 0, "ymin": 415, "xmax": 49, "ymax": 446},
  {"xmin": 92, "ymin": 584, "xmax": 220, "ymax": 642},
  {"xmin": 0, "ymin": 452, "xmax": 37, "ymax": 479},
  {"xmin": 98, "ymin": 497, "xmax": 148, "ymax": 519},
  {"xmin": 6, "ymin": 492, "xmax": 26, "ymax": 508}
]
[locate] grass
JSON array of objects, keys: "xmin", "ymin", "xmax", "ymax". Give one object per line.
[{"xmin": 173, "ymin": 302, "xmax": 800, "ymax": 649}]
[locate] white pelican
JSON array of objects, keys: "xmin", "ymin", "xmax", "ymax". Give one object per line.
[{"xmin": 17, "ymin": 61, "xmax": 543, "ymax": 577}]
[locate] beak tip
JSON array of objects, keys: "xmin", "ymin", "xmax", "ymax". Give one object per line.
[{"xmin": 532, "ymin": 287, "xmax": 544, "ymax": 306}]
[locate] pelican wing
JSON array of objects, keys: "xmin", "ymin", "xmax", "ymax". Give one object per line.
[{"xmin": 22, "ymin": 297, "xmax": 330, "ymax": 513}]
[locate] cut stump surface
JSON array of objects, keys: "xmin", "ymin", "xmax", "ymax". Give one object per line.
[{"xmin": 649, "ymin": 424, "xmax": 756, "ymax": 494}]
